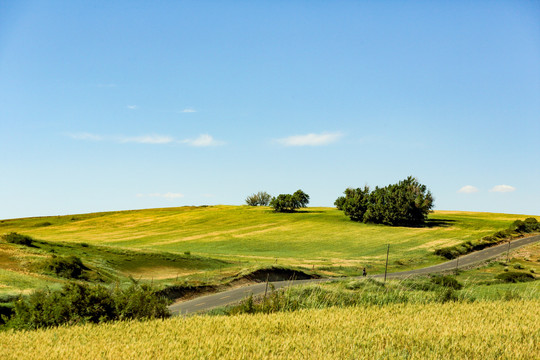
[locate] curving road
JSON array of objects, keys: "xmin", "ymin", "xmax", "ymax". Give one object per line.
[{"xmin": 169, "ymin": 235, "xmax": 540, "ymax": 316}]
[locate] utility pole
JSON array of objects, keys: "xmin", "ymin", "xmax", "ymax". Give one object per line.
[
  {"xmin": 384, "ymin": 244, "xmax": 390, "ymax": 283},
  {"xmin": 455, "ymin": 256, "xmax": 459, "ymax": 275},
  {"xmin": 506, "ymin": 240, "xmax": 511, "ymax": 264}
]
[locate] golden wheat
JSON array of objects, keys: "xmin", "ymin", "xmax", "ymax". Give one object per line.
[{"xmin": 1, "ymin": 300, "xmax": 538, "ymax": 359}]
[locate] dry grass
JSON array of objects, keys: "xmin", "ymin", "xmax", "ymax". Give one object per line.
[{"xmin": 0, "ymin": 300, "xmax": 538, "ymax": 359}]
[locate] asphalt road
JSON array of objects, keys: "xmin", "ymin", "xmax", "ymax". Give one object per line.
[{"xmin": 169, "ymin": 234, "xmax": 540, "ymax": 316}]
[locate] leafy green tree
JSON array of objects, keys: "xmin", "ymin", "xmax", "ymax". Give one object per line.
[
  {"xmin": 341, "ymin": 186, "xmax": 371, "ymax": 222},
  {"xmin": 336, "ymin": 177, "xmax": 434, "ymax": 226},
  {"xmin": 270, "ymin": 189, "xmax": 310, "ymax": 212}
]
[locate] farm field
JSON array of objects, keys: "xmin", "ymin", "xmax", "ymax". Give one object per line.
[
  {"xmin": 0, "ymin": 206, "xmax": 538, "ymax": 296},
  {"xmin": 0, "ymin": 300, "xmax": 538, "ymax": 359},
  {"xmin": 1, "ymin": 206, "xmax": 535, "ymax": 266}
]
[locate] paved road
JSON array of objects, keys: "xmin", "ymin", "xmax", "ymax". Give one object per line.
[{"xmin": 169, "ymin": 234, "xmax": 540, "ymax": 316}]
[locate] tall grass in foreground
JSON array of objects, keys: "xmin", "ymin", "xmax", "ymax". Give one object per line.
[
  {"xmin": 0, "ymin": 301, "xmax": 538, "ymax": 359},
  {"xmin": 213, "ymin": 277, "xmax": 539, "ymax": 315}
]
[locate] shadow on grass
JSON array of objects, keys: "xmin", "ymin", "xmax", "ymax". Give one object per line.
[{"xmin": 424, "ymin": 219, "xmax": 456, "ymax": 228}]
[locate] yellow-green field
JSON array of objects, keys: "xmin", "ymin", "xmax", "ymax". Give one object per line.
[
  {"xmin": 1, "ymin": 206, "xmax": 538, "ymax": 295},
  {"xmin": 0, "ymin": 300, "xmax": 537, "ymax": 359},
  {"xmin": 1, "ymin": 206, "xmax": 534, "ymax": 264}
]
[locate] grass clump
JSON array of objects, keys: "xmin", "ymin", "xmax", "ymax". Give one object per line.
[
  {"xmin": 1, "ymin": 233, "xmax": 34, "ymax": 247},
  {"xmin": 496, "ymin": 271, "xmax": 536, "ymax": 283},
  {"xmin": 2, "ymin": 281, "xmax": 170, "ymax": 331},
  {"xmin": 430, "ymin": 275, "xmax": 463, "ymax": 290},
  {"xmin": 40, "ymin": 255, "xmax": 88, "ymax": 279},
  {"xmin": 217, "ymin": 277, "xmax": 474, "ymax": 316}
]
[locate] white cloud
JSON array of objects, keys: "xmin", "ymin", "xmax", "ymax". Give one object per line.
[
  {"xmin": 127, "ymin": 105, "xmax": 138, "ymax": 110},
  {"xmin": 119, "ymin": 135, "xmax": 174, "ymax": 144},
  {"xmin": 457, "ymin": 185, "xmax": 479, "ymax": 194},
  {"xmin": 181, "ymin": 108, "xmax": 197, "ymax": 113},
  {"xmin": 181, "ymin": 134, "xmax": 224, "ymax": 147},
  {"xmin": 490, "ymin": 185, "xmax": 516, "ymax": 193},
  {"xmin": 137, "ymin": 193, "xmax": 184, "ymax": 199},
  {"xmin": 275, "ymin": 132, "xmax": 343, "ymax": 146},
  {"xmin": 68, "ymin": 132, "xmax": 224, "ymax": 147},
  {"xmin": 67, "ymin": 132, "xmax": 104, "ymax": 141}
]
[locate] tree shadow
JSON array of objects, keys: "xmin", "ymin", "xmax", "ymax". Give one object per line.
[{"xmin": 424, "ymin": 219, "xmax": 456, "ymax": 228}]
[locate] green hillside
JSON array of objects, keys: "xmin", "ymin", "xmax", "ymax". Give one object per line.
[{"xmin": 0, "ymin": 206, "xmax": 537, "ymax": 296}]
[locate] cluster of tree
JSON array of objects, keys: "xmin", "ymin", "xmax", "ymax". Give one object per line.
[
  {"xmin": 245, "ymin": 191, "xmax": 272, "ymax": 206},
  {"xmin": 2, "ymin": 281, "xmax": 170, "ymax": 330},
  {"xmin": 269, "ymin": 190, "xmax": 310, "ymax": 212},
  {"xmin": 335, "ymin": 176, "xmax": 434, "ymax": 226}
]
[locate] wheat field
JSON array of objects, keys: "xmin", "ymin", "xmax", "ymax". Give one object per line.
[{"xmin": 1, "ymin": 300, "xmax": 538, "ymax": 359}]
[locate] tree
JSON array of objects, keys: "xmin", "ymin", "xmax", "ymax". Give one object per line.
[
  {"xmin": 270, "ymin": 189, "xmax": 310, "ymax": 212},
  {"xmin": 336, "ymin": 177, "xmax": 434, "ymax": 226},
  {"xmin": 341, "ymin": 186, "xmax": 370, "ymax": 222},
  {"xmin": 245, "ymin": 191, "xmax": 272, "ymax": 206}
]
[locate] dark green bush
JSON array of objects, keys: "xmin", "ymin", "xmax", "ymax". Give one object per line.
[
  {"xmin": 4, "ymin": 282, "xmax": 170, "ymax": 330},
  {"xmin": 2, "ymin": 232, "xmax": 33, "ymax": 246},
  {"xmin": 270, "ymin": 190, "xmax": 309, "ymax": 212},
  {"xmin": 430, "ymin": 275, "xmax": 463, "ymax": 290},
  {"xmin": 496, "ymin": 271, "xmax": 535, "ymax": 283},
  {"xmin": 42, "ymin": 255, "xmax": 88, "ymax": 279},
  {"xmin": 0, "ymin": 303, "xmax": 14, "ymax": 325},
  {"xmin": 436, "ymin": 288, "xmax": 459, "ymax": 303}
]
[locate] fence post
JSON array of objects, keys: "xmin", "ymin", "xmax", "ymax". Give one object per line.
[{"xmin": 384, "ymin": 244, "xmax": 390, "ymax": 283}]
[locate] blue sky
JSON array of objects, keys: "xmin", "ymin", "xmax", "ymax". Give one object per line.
[{"xmin": 1, "ymin": 1, "xmax": 539, "ymax": 219}]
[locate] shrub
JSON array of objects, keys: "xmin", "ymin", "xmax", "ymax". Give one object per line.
[
  {"xmin": 436, "ymin": 288, "xmax": 459, "ymax": 303},
  {"xmin": 270, "ymin": 190, "xmax": 309, "ymax": 212},
  {"xmin": 0, "ymin": 303, "xmax": 14, "ymax": 325},
  {"xmin": 1, "ymin": 232, "xmax": 33, "ymax": 246},
  {"xmin": 41, "ymin": 255, "xmax": 88, "ymax": 279},
  {"xmin": 430, "ymin": 275, "xmax": 463, "ymax": 290},
  {"xmin": 4, "ymin": 282, "xmax": 170, "ymax": 330},
  {"xmin": 245, "ymin": 191, "xmax": 272, "ymax": 206},
  {"xmin": 496, "ymin": 271, "xmax": 535, "ymax": 283}
]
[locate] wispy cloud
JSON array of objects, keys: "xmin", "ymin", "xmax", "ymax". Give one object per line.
[
  {"xmin": 67, "ymin": 132, "xmax": 105, "ymax": 141},
  {"xmin": 275, "ymin": 132, "xmax": 343, "ymax": 146},
  {"xmin": 457, "ymin": 185, "xmax": 479, "ymax": 194},
  {"xmin": 119, "ymin": 135, "xmax": 174, "ymax": 144},
  {"xmin": 127, "ymin": 105, "xmax": 138, "ymax": 110},
  {"xmin": 181, "ymin": 108, "xmax": 197, "ymax": 113},
  {"xmin": 137, "ymin": 193, "xmax": 184, "ymax": 199},
  {"xmin": 67, "ymin": 132, "xmax": 225, "ymax": 147},
  {"xmin": 490, "ymin": 185, "xmax": 516, "ymax": 193},
  {"xmin": 180, "ymin": 134, "xmax": 224, "ymax": 147}
]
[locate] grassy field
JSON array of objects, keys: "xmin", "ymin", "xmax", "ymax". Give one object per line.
[
  {"xmin": 0, "ymin": 300, "xmax": 537, "ymax": 359},
  {"xmin": 1, "ymin": 206, "xmax": 535, "ymax": 264},
  {"xmin": 0, "ymin": 206, "xmax": 537, "ymax": 296}
]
